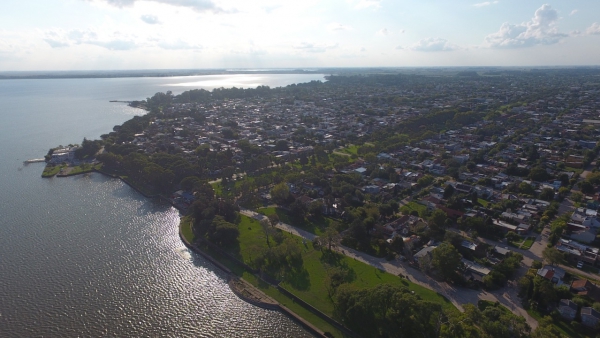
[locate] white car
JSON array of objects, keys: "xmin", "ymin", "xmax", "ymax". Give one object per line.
[{"xmin": 577, "ymin": 261, "xmax": 584, "ymax": 269}]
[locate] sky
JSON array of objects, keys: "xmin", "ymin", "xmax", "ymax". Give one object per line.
[{"xmin": 1, "ymin": 0, "xmax": 600, "ymax": 70}]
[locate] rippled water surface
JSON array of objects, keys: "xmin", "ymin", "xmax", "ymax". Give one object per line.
[{"xmin": 0, "ymin": 75, "xmax": 319, "ymax": 337}]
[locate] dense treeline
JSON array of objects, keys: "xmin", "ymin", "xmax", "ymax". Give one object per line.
[{"xmin": 334, "ymin": 284, "xmax": 533, "ymax": 338}]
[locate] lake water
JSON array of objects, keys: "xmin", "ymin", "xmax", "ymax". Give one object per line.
[{"xmin": 0, "ymin": 74, "xmax": 324, "ymax": 337}]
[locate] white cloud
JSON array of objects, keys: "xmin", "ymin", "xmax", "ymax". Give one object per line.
[
  {"xmin": 377, "ymin": 28, "xmax": 388, "ymax": 36},
  {"xmin": 328, "ymin": 23, "xmax": 352, "ymax": 32},
  {"xmin": 86, "ymin": 0, "xmax": 229, "ymax": 13},
  {"xmin": 43, "ymin": 29, "xmax": 138, "ymax": 50},
  {"xmin": 157, "ymin": 39, "xmax": 202, "ymax": 50},
  {"xmin": 587, "ymin": 23, "xmax": 600, "ymax": 35},
  {"xmin": 89, "ymin": 40, "xmax": 137, "ymax": 50},
  {"xmin": 484, "ymin": 4, "xmax": 567, "ymax": 48},
  {"xmin": 570, "ymin": 9, "xmax": 578, "ymax": 16},
  {"xmin": 293, "ymin": 42, "xmax": 338, "ymax": 53},
  {"xmin": 399, "ymin": 29, "xmax": 405, "ymax": 34},
  {"xmin": 570, "ymin": 30, "xmax": 582, "ymax": 37},
  {"xmin": 395, "ymin": 45, "xmax": 404, "ymax": 50},
  {"xmin": 410, "ymin": 38, "xmax": 457, "ymax": 52},
  {"xmin": 360, "ymin": 47, "xmax": 366, "ymax": 52},
  {"xmin": 140, "ymin": 14, "xmax": 161, "ymax": 24},
  {"xmin": 353, "ymin": 0, "xmax": 381, "ymax": 10},
  {"xmin": 473, "ymin": 1, "xmax": 498, "ymax": 8}
]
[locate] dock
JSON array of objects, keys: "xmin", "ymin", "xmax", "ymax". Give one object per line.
[{"xmin": 24, "ymin": 158, "xmax": 46, "ymax": 164}]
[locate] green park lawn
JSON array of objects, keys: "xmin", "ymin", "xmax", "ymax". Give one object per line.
[
  {"xmin": 400, "ymin": 201, "xmax": 427, "ymax": 216},
  {"xmin": 42, "ymin": 164, "xmax": 65, "ymax": 177},
  {"xmin": 477, "ymin": 198, "xmax": 490, "ymax": 207},
  {"xmin": 228, "ymin": 215, "xmax": 457, "ymax": 317},
  {"xmin": 68, "ymin": 163, "xmax": 102, "ymax": 175},
  {"xmin": 257, "ymin": 207, "xmax": 341, "ymax": 236},
  {"xmin": 180, "ymin": 216, "xmax": 195, "ymax": 243},
  {"xmin": 340, "ymin": 145, "xmax": 359, "ymax": 155}
]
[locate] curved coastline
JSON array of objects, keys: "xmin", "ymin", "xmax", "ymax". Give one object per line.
[
  {"xmin": 44, "ymin": 166, "xmax": 330, "ymax": 337},
  {"xmin": 177, "ymin": 220, "xmax": 328, "ymax": 338}
]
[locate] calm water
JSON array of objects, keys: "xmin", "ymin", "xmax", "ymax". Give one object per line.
[{"xmin": 0, "ymin": 74, "xmax": 323, "ymax": 337}]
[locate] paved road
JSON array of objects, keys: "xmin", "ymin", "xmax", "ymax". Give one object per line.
[{"xmin": 240, "ymin": 208, "xmax": 539, "ymax": 328}]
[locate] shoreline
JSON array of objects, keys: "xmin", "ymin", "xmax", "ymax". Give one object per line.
[
  {"xmin": 177, "ymin": 220, "xmax": 328, "ymax": 338},
  {"xmin": 41, "ymin": 165, "xmax": 342, "ymax": 337}
]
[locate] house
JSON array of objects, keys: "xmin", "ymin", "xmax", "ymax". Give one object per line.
[
  {"xmin": 363, "ymin": 185, "xmax": 380, "ymax": 194},
  {"xmin": 571, "ymin": 279, "xmax": 600, "ymax": 302},
  {"xmin": 414, "ymin": 245, "xmax": 437, "ymax": 264},
  {"xmin": 460, "ymin": 240, "xmax": 486, "ymax": 258},
  {"xmin": 537, "ymin": 265, "xmax": 566, "ymax": 286},
  {"xmin": 556, "ymin": 239, "xmax": 599, "ymax": 265},
  {"xmin": 581, "ymin": 307, "xmax": 600, "ymax": 328},
  {"xmin": 558, "ymin": 299, "xmax": 578, "ymax": 321},
  {"xmin": 492, "ymin": 246, "xmax": 511, "ymax": 258},
  {"xmin": 462, "ymin": 258, "xmax": 490, "ymax": 283}
]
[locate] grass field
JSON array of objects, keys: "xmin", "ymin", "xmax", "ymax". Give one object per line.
[
  {"xmin": 520, "ymin": 237, "xmax": 535, "ymax": 250},
  {"xmin": 194, "ymin": 218, "xmax": 345, "ymax": 337},
  {"xmin": 400, "ymin": 201, "xmax": 427, "ymax": 216},
  {"xmin": 229, "ymin": 215, "xmax": 457, "ymax": 316},
  {"xmin": 257, "ymin": 207, "xmax": 341, "ymax": 236},
  {"xmin": 340, "ymin": 145, "xmax": 359, "ymax": 155},
  {"xmin": 477, "ymin": 198, "xmax": 490, "ymax": 207},
  {"xmin": 180, "ymin": 216, "xmax": 195, "ymax": 243},
  {"xmin": 67, "ymin": 163, "xmax": 102, "ymax": 175},
  {"xmin": 41, "ymin": 164, "xmax": 65, "ymax": 177}
]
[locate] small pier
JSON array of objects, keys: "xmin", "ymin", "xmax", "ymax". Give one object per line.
[{"xmin": 23, "ymin": 158, "xmax": 46, "ymax": 164}]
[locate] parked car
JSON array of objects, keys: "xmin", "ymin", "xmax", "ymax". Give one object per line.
[{"xmin": 577, "ymin": 261, "xmax": 584, "ymax": 269}]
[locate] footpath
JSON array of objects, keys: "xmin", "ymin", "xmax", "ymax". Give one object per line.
[{"xmin": 239, "ymin": 208, "xmax": 539, "ymax": 330}]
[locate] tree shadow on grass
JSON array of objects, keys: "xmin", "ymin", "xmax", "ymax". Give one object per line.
[
  {"xmin": 320, "ymin": 249, "xmax": 347, "ymax": 267},
  {"xmin": 285, "ymin": 267, "xmax": 311, "ymax": 291}
]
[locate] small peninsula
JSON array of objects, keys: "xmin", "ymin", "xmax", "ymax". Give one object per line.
[{"xmin": 48, "ymin": 69, "xmax": 600, "ymax": 338}]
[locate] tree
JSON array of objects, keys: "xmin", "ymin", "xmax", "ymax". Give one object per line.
[
  {"xmin": 431, "ymin": 242, "xmax": 462, "ymax": 281},
  {"xmin": 531, "ymin": 316, "xmax": 565, "ymax": 338},
  {"xmin": 443, "ymin": 184, "xmax": 455, "ymax": 199},
  {"xmin": 308, "ymin": 199, "xmax": 324, "ymax": 216},
  {"xmin": 519, "ymin": 182, "xmax": 535, "ymax": 195},
  {"xmin": 539, "ymin": 188, "xmax": 555, "ymax": 201},
  {"xmin": 275, "ymin": 139, "xmax": 289, "ymax": 151},
  {"xmin": 207, "ymin": 216, "xmax": 239, "ymax": 246},
  {"xmin": 428, "ymin": 209, "xmax": 448, "ymax": 238},
  {"xmin": 324, "ymin": 225, "xmax": 339, "ymax": 251},
  {"xmin": 580, "ymin": 180, "xmax": 594, "ymax": 194},
  {"xmin": 270, "ymin": 182, "xmax": 290, "ymax": 205},
  {"xmin": 389, "ymin": 236, "xmax": 404, "ymax": 254},
  {"xmin": 542, "ymin": 246, "xmax": 565, "ymax": 266},
  {"xmin": 259, "ymin": 218, "xmax": 273, "ymax": 247},
  {"xmin": 571, "ymin": 191, "xmax": 583, "ymax": 203},
  {"xmin": 334, "ymin": 284, "xmax": 443, "ymax": 338},
  {"xmin": 529, "ymin": 167, "xmax": 551, "ymax": 182},
  {"xmin": 267, "ymin": 214, "xmax": 280, "ymax": 227}
]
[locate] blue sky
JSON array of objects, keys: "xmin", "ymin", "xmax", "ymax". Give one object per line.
[{"xmin": 1, "ymin": 0, "xmax": 600, "ymax": 70}]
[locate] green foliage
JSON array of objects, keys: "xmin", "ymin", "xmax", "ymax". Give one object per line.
[
  {"xmin": 431, "ymin": 242, "xmax": 463, "ymax": 282},
  {"xmin": 207, "ymin": 216, "xmax": 239, "ymax": 246},
  {"xmin": 417, "ymin": 174, "xmax": 434, "ymax": 187},
  {"xmin": 74, "ymin": 138, "xmax": 103, "ymax": 159},
  {"xmin": 483, "ymin": 252, "xmax": 523, "ymax": 289},
  {"xmin": 270, "ymin": 182, "xmax": 291, "ymax": 205},
  {"xmin": 542, "ymin": 246, "xmax": 565, "ymax": 266},
  {"xmin": 334, "ymin": 284, "xmax": 443, "ymax": 338}
]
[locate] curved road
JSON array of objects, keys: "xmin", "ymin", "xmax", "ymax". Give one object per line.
[{"xmin": 239, "ymin": 208, "xmax": 539, "ymax": 329}]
